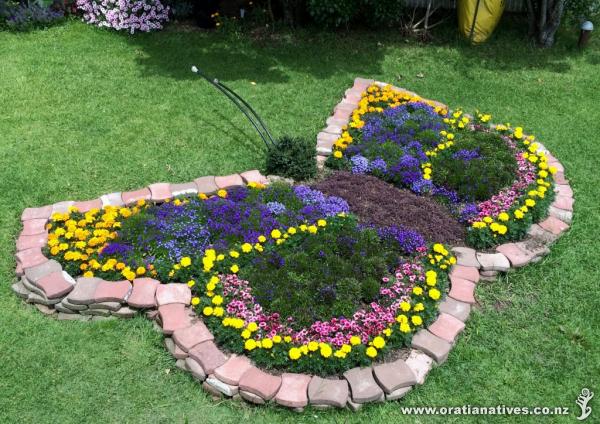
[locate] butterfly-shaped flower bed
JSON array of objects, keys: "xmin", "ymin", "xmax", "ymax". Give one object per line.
[{"xmin": 12, "ymin": 79, "xmax": 573, "ymax": 411}]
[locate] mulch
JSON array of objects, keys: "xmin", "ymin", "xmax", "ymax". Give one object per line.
[{"xmin": 312, "ymin": 171, "xmax": 466, "ymax": 244}]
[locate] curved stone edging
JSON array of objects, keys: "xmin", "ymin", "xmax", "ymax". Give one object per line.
[{"xmin": 11, "ymin": 80, "xmax": 573, "ymax": 412}]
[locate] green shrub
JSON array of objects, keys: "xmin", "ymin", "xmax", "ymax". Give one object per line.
[
  {"xmin": 430, "ymin": 131, "xmax": 518, "ymax": 202},
  {"xmin": 307, "ymin": 0, "xmax": 404, "ymax": 28},
  {"xmin": 265, "ymin": 136, "xmax": 317, "ymax": 181}
]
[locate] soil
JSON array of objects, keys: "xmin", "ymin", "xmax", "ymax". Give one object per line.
[{"xmin": 312, "ymin": 171, "xmax": 466, "ymax": 244}]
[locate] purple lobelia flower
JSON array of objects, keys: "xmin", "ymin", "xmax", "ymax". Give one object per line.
[{"xmin": 350, "ymin": 155, "xmax": 370, "ymax": 174}]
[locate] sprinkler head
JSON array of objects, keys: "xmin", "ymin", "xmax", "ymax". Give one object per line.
[{"xmin": 579, "ymin": 21, "xmax": 594, "ymax": 48}]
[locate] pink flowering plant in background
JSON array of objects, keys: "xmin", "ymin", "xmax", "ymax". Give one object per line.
[{"xmin": 76, "ymin": 0, "xmax": 169, "ymax": 33}]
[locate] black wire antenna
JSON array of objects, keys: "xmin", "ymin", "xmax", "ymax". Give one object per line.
[{"xmin": 192, "ymin": 66, "xmax": 276, "ymax": 149}]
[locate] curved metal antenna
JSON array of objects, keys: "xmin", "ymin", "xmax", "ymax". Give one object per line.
[{"xmin": 192, "ymin": 66, "xmax": 275, "ymax": 149}]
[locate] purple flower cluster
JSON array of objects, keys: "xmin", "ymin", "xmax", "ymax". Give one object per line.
[
  {"xmin": 293, "ymin": 186, "xmax": 350, "ymax": 217},
  {"xmin": 375, "ymin": 226, "xmax": 426, "ymax": 254},
  {"xmin": 452, "ymin": 148, "xmax": 481, "ymax": 162},
  {"xmin": 76, "ymin": 0, "xmax": 169, "ymax": 33},
  {"xmin": 266, "ymin": 201, "xmax": 287, "ymax": 215},
  {"xmin": 350, "ymin": 155, "xmax": 370, "ymax": 174}
]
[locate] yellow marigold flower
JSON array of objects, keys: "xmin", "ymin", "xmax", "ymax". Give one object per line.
[
  {"xmin": 180, "ymin": 257, "xmax": 192, "ymax": 267},
  {"xmin": 284, "ymin": 335, "xmax": 292, "ymax": 343},
  {"xmin": 287, "ymin": 227, "xmax": 297, "ymax": 235},
  {"xmin": 230, "ymin": 264, "xmax": 239, "ymax": 273},
  {"xmin": 187, "ymin": 280, "xmax": 196, "ymax": 288},
  {"xmin": 317, "ymin": 219, "xmax": 326, "ymax": 227},
  {"xmin": 334, "ymin": 350, "xmax": 346, "ymax": 359},
  {"xmin": 262, "ymin": 338, "xmax": 273, "ymax": 349},
  {"xmin": 483, "ymin": 216, "xmax": 493, "ymax": 224},
  {"xmin": 333, "ymin": 150, "xmax": 343, "ymax": 159},
  {"xmin": 497, "ymin": 225, "xmax": 508, "ymax": 235},
  {"xmin": 396, "ymin": 314, "xmax": 408, "ymax": 324},
  {"xmin": 350, "ymin": 335, "xmax": 361, "ymax": 346},
  {"xmin": 83, "ymin": 271, "xmax": 94, "ymax": 278},
  {"xmin": 366, "ymin": 346, "xmax": 378, "ymax": 358},
  {"xmin": 472, "ymin": 221, "xmax": 486, "ymax": 229},
  {"xmin": 413, "ymin": 303, "xmax": 425, "ymax": 312},
  {"xmin": 413, "ymin": 286, "xmax": 423, "ymax": 295},
  {"xmin": 254, "ymin": 243, "xmax": 264, "ymax": 252},
  {"xmin": 400, "ymin": 322, "xmax": 411, "ymax": 333},
  {"xmin": 498, "ymin": 212, "xmax": 510, "ymax": 222},
  {"xmin": 211, "ymin": 295, "xmax": 223, "ymax": 306},
  {"xmin": 400, "ymin": 301, "xmax": 411, "ymax": 312},
  {"xmin": 191, "ymin": 297, "xmax": 200, "ymax": 306},
  {"xmin": 308, "ymin": 341, "xmax": 319, "ymax": 351},
  {"xmin": 383, "ymin": 328, "xmax": 392, "ymax": 337},
  {"xmin": 373, "ymin": 336, "xmax": 385, "ymax": 349},
  {"xmin": 247, "ymin": 322, "xmax": 258, "ymax": 332},
  {"xmin": 213, "ymin": 307, "xmax": 224, "ymax": 317},
  {"xmin": 341, "ymin": 344, "xmax": 352, "ymax": 354},
  {"xmin": 229, "ymin": 250, "xmax": 240, "ymax": 258},
  {"xmin": 411, "ymin": 315, "xmax": 423, "ymax": 326},
  {"xmin": 136, "ymin": 266, "xmax": 146, "ymax": 276},
  {"xmin": 271, "ymin": 229, "xmax": 281, "ymax": 239},
  {"xmin": 299, "ymin": 224, "xmax": 307, "ymax": 232},
  {"xmin": 241, "ymin": 243, "xmax": 253, "ymax": 253},
  {"xmin": 514, "ymin": 210, "xmax": 524, "ymax": 219},
  {"xmin": 198, "ymin": 193, "xmax": 208, "ymax": 200},
  {"xmin": 320, "ymin": 344, "xmax": 333, "ymax": 358},
  {"xmin": 273, "ymin": 335, "xmax": 282, "ymax": 343},
  {"xmin": 429, "ymin": 288, "xmax": 441, "ymax": 300},
  {"xmin": 289, "ymin": 347, "xmax": 301, "ymax": 360},
  {"xmin": 244, "ymin": 339, "xmax": 257, "ymax": 351},
  {"xmin": 308, "ymin": 225, "xmax": 318, "ymax": 234},
  {"xmin": 217, "ymin": 189, "xmax": 227, "ymax": 198},
  {"xmin": 525, "ymin": 199, "xmax": 536, "ymax": 207},
  {"xmin": 203, "ymin": 306, "xmax": 214, "ymax": 316}
]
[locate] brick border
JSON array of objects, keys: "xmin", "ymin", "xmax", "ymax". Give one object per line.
[{"xmin": 11, "ymin": 81, "xmax": 573, "ymax": 412}]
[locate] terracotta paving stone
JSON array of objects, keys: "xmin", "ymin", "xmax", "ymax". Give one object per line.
[
  {"xmin": 188, "ymin": 341, "xmax": 228, "ymax": 374},
  {"xmin": 16, "ymin": 232, "xmax": 48, "ymax": 251},
  {"xmin": 476, "ymin": 252, "xmax": 510, "ymax": 272},
  {"xmin": 214, "ymin": 355, "xmax": 252, "ymax": 386},
  {"xmin": 449, "ymin": 265, "xmax": 480, "ymax": 283},
  {"xmin": 317, "ymin": 131, "xmax": 339, "ymax": 144},
  {"xmin": 449, "ymin": 276, "xmax": 476, "ymax": 304},
  {"xmin": 555, "ymin": 184, "xmax": 573, "ymax": 197},
  {"xmin": 333, "ymin": 108, "xmax": 352, "ymax": 121},
  {"xmin": 239, "ymin": 366, "xmax": 282, "ymax": 400},
  {"xmin": 170, "ymin": 182, "xmax": 198, "ymax": 197},
  {"xmin": 428, "ymin": 313, "xmax": 465, "ymax": 343},
  {"xmin": 317, "ymin": 146, "xmax": 332, "ymax": 155},
  {"xmin": 334, "ymin": 101, "xmax": 356, "ymax": 114},
  {"xmin": 184, "ymin": 357, "xmax": 207, "ymax": 381},
  {"xmin": 548, "ymin": 161, "xmax": 564, "ymax": 172},
  {"xmin": 386, "ymin": 386, "xmax": 412, "ymax": 401},
  {"xmin": 36, "ymin": 271, "xmax": 74, "ymax": 299},
  {"xmin": 73, "ymin": 199, "xmax": 102, "ymax": 213},
  {"xmin": 553, "ymin": 171, "xmax": 568, "ymax": 184},
  {"xmin": 16, "ymin": 262, "xmax": 23, "ymax": 277},
  {"xmin": 496, "ymin": 243, "xmax": 535, "ymax": 268},
  {"xmin": 214, "ymin": 174, "xmax": 244, "ymax": 189},
  {"xmin": 16, "ymin": 247, "xmax": 48, "ymax": 269},
  {"xmin": 553, "ymin": 196, "xmax": 574, "ymax": 211},
  {"xmin": 326, "ymin": 116, "xmax": 349, "ymax": 127},
  {"xmin": 59, "ymin": 297, "xmax": 88, "ymax": 311},
  {"xmin": 155, "ymin": 283, "xmax": 191, "ymax": 306},
  {"xmin": 307, "ymin": 376, "xmax": 349, "ymax": 408},
  {"xmin": 275, "ymin": 373, "xmax": 312, "ymax": 408},
  {"xmin": 67, "ymin": 277, "xmax": 101, "ymax": 305},
  {"xmin": 128, "ymin": 278, "xmax": 160, "ymax": 308},
  {"xmin": 539, "ymin": 216, "xmax": 570, "ymax": 235},
  {"xmin": 206, "ymin": 376, "xmax": 238, "ymax": 397},
  {"xmin": 121, "ymin": 188, "xmax": 151, "ymax": 205},
  {"xmin": 21, "ymin": 219, "xmax": 47, "ymax": 236},
  {"xmin": 438, "ymin": 297, "xmax": 471, "ymax": 322},
  {"xmin": 158, "ymin": 303, "xmax": 193, "ymax": 335},
  {"xmin": 93, "ymin": 280, "xmax": 131, "ymax": 303},
  {"xmin": 353, "ymin": 77, "xmax": 375, "ymax": 91},
  {"xmin": 22, "ymin": 276, "xmax": 45, "ymax": 297},
  {"xmin": 164, "ymin": 338, "xmax": 188, "ymax": 360},
  {"xmin": 343, "ymin": 367, "xmax": 384, "ymax": 404},
  {"xmin": 12, "ymin": 280, "xmax": 30, "ymax": 299},
  {"xmin": 52, "ymin": 201, "xmax": 74, "ymax": 214},
  {"xmin": 527, "ymin": 224, "xmax": 558, "ymax": 244},
  {"xmin": 239, "ymin": 169, "xmax": 268, "ymax": 185},
  {"xmin": 194, "ymin": 176, "xmax": 218, "ymax": 194},
  {"xmin": 549, "ymin": 206, "xmax": 573, "ymax": 224},
  {"xmin": 24, "ymin": 259, "xmax": 62, "ymax": 283},
  {"xmin": 88, "ymin": 301, "xmax": 121, "ymax": 311},
  {"xmin": 111, "ymin": 307, "xmax": 137, "ymax": 318},
  {"xmin": 34, "ymin": 304, "xmax": 56, "ymax": 315},
  {"xmin": 240, "ymin": 390, "xmax": 266, "ymax": 405},
  {"xmin": 148, "ymin": 183, "xmax": 172, "ymax": 201},
  {"xmin": 451, "ymin": 247, "xmax": 480, "ymax": 269},
  {"xmin": 172, "ymin": 321, "xmax": 214, "ymax": 352},
  {"xmin": 28, "ymin": 292, "xmax": 62, "ymax": 306},
  {"xmin": 323, "ymin": 124, "xmax": 343, "ymax": 135},
  {"xmin": 21, "ymin": 205, "xmax": 53, "ymax": 221},
  {"xmin": 100, "ymin": 192, "xmax": 124, "ymax": 207},
  {"xmin": 411, "ymin": 330, "xmax": 452, "ymax": 364},
  {"xmin": 372, "ymin": 360, "xmax": 417, "ymax": 394}
]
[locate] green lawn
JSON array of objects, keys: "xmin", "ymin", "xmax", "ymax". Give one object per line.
[{"xmin": 1, "ymin": 18, "xmax": 599, "ymax": 423}]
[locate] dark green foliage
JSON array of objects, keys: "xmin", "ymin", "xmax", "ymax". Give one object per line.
[
  {"xmin": 430, "ymin": 131, "xmax": 518, "ymax": 202},
  {"xmin": 307, "ymin": 0, "xmax": 404, "ymax": 29},
  {"xmin": 265, "ymin": 135, "xmax": 317, "ymax": 181},
  {"xmin": 238, "ymin": 216, "xmax": 399, "ymax": 329}
]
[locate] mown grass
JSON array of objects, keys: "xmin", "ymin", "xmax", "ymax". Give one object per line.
[{"xmin": 1, "ymin": 17, "xmax": 599, "ymax": 424}]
